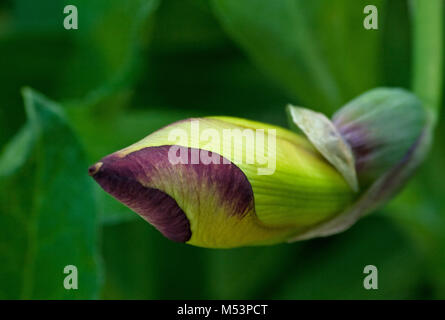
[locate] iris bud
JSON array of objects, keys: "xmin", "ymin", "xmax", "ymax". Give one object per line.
[
  {"xmin": 90, "ymin": 117, "xmax": 355, "ymax": 248},
  {"xmin": 90, "ymin": 88, "xmax": 430, "ymax": 247}
]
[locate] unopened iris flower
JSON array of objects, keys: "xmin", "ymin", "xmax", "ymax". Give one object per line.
[{"xmin": 89, "ymin": 88, "xmax": 429, "ymax": 248}]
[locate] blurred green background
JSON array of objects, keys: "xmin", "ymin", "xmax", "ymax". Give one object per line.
[{"xmin": 0, "ymin": 0, "xmax": 444, "ymax": 299}]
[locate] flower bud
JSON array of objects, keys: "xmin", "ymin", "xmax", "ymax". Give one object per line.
[
  {"xmin": 332, "ymin": 88, "xmax": 427, "ymax": 187},
  {"xmin": 89, "ymin": 117, "xmax": 355, "ymax": 248},
  {"xmin": 90, "ymin": 88, "xmax": 430, "ymax": 247},
  {"xmin": 287, "ymin": 88, "xmax": 430, "ymax": 240}
]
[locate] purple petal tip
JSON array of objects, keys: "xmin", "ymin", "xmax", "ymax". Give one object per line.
[{"xmin": 88, "ymin": 156, "xmax": 192, "ymax": 243}]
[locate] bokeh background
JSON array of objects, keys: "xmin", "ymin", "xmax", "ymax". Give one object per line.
[{"xmin": 0, "ymin": 0, "xmax": 444, "ymax": 299}]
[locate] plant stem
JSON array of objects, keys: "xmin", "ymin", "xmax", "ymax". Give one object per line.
[{"xmin": 412, "ymin": 0, "xmax": 443, "ymax": 125}]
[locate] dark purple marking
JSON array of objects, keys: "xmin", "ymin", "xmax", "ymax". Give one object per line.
[
  {"xmin": 121, "ymin": 146, "xmax": 254, "ymax": 218},
  {"xmin": 89, "ymin": 154, "xmax": 191, "ymax": 243},
  {"xmin": 89, "ymin": 145, "xmax": 254, "ymax": 241}
]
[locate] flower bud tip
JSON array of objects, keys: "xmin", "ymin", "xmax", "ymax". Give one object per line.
[{"xmin": 88, "ymin": 162, "xmax": 103, "ymax": 176}]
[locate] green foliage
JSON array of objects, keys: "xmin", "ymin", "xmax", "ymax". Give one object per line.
[
  {"xmin": 0, "ymin": 0, "xmax": 444, "ymax": 299},
  {"xmin": 212, "ymin": 0, "xmax": 384, "ymax": 113},
  {"xmin": 273, "ymin": 217, "xmax": 428, "ymax": 299},
  {"xmin": 0, "ymin": 89, "xmax": 99, "ymax": 299},
  {"xmin": 0, "ymin": 0, "xmax": 160, "ymax": 147}
]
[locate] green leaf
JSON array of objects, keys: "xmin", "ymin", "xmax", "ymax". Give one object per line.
[
  {"xmin": 0, "ymin": 124, "xmax": 34, "ymax": 178},
  {"xmin": 212, "ymin": 0, "xmax": 384, "ymax": 113},
  {"xmin": 0, "ymin": 88, "xmax": 100, "ymax": 299},
  {"xmin": 12, "ymin": 0, "xmax": 160, "ymax": 104},
  {"xmin": 62, "ymin": 0, "xmax": 161, "ymax": 105},
  {"xmin": 0, "ymin": 0, "xmax": 160, "ymax": 147},
  {"xmin": 411, "ymin": 0, "xmax": 443, "ymax": 121}
]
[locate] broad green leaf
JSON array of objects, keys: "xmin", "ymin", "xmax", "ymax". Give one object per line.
[
  {"xmin": 127, "ymin": 0, "xmax": 295, "ymax": 124},
  {"xmin": 0, "ymin": 0, "xmax": 160, "ymax": 147},
  {"xmin": 10, "ymin": 0, "xmax": 160, "ymax": 102},
  {"xmin": 0, "ymin": 88, "xmax": 99, "ymax": 299},
  {"xmin": 61, "ymin": 0, "xmax": 161, "ymax": 104},
  {"xmin": 0, "ymin": 124, "xmax": 34, "ymax": 178},
  {"xmin": 212, "ymin": 0, "xmax": 384, "ymax": 113},
  {"xmin": 381, "ymin": 0, "xmax": 411, "ymax": 88}
]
